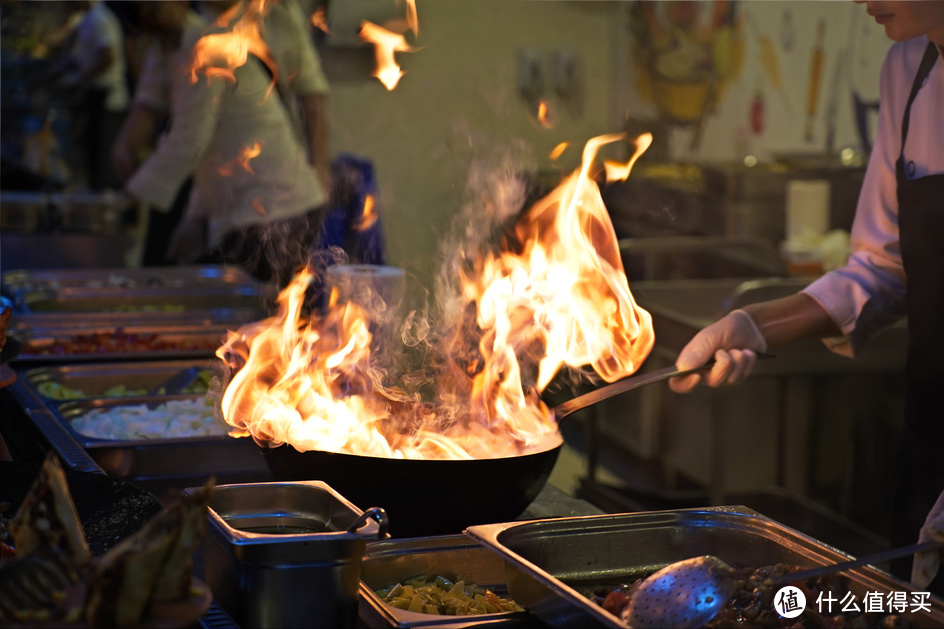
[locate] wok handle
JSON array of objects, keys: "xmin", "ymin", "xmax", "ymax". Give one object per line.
[
  {"xmin": 552, "ymin": 352, "xmax": 774, "ymax": 422},
  {"xmin": 348, "ymin": 506, "xmax": 390, "ymax": 539}
]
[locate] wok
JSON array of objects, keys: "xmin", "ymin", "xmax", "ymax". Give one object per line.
[{"xmin": 262, "ymin": 361, "xmax": 718, "ymax": 537}]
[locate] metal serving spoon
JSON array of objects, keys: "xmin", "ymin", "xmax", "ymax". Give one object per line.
[{"xmin": 623, "ymin": 539, "xmax": 944, "ymax": 629}]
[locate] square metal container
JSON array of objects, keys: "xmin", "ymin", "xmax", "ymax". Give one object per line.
[
  {"xmin": 358, "ymin": 535, "xmax": 539, "ymax": 628},
  {"xmin": 465, "ymin": 507, "xmax": 944, "ymax": 628},
  {"xmin": 199, "ymin": 481, "xmax": 386, "ymax": 629},
  {"xmin": 23, "ymin": 360, "xmax": 218, "ymax": 400}
]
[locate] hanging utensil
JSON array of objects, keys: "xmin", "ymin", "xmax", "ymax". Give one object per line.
[{"xmin": 625, "ymin": 539, "xmax": 944, "ymax": 629}]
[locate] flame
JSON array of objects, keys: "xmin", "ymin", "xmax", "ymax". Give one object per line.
[
  {"xmin": 309, "ymin": 6, "xmax": 329, "ymax": 33},
  {"xmin": 360, "ymin": 21, "xmax": 414, "ymax": 90},
  {"xmin": 403, "ymin": 0, "xmax": 419, "ymax": 36},
  {"xmin": 357, "ymin": 194, "xmax": 379, "ymax": 232},
  {"xmin": 217, "ymin": 134, "xmax": 654, "ymax": 460},
  {"xmin": 549, "ymin": 142, "xmax": 568, "ymax": 161},
  {"xmin": 219, "ymin": 142, "xmax": 263, "ymax": 176},
  {"xmin": 190, "ymin": 0, "xmax": 278, "ymax": 94},
  {"xmin": 537, "ymin": 100, "xmax": 553, "ymax": 128},
  {"xmin": 604, "ymin": 133, "xmax": 652, "ymax": 182},
  {"xmin": 252, "ymin": 197, "xmax": 267, "ymax": 215}
]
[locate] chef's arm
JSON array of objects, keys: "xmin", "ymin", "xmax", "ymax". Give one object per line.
[
  {"xmin": 740, "ymin": 292, "xmax": 841, "ymax": 348},
  {"xmin": 112, "ymin": 104, "xmax": 161, "ymax": 184},
  {"xmin": 299, "ymin": 92, "xmax": 331, "ymax": 193},
  {"xmin": 671, "ymin": 292, "xmax": 842, "ymax": 392}
]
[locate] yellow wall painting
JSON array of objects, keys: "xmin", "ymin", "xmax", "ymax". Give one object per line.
[{"xmin": 628, "ymin": 1, "xmax": 745, "ymax": 149}]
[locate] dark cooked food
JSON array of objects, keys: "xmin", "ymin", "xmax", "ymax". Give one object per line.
[
  {"xmin": 8, "ymin": 453, "xmax": 92, "ymax": 566},
  {"xmin": 374, "ymin": 573, "xmax": 524, "ymax": 615},
  {"xmin": 591, "ymin": 562, "xmax": 917, "ymax": 628},
  {"xmin": 0, "ymin": 305, "xmax": 10, "ymax": 352},
  {"xmin": 0, "ymin": 454, "xmax": 213, "ymax": 627},
  {"xmin": 23, "ymin": 329, "xmax": 220, "ymax": 355}
]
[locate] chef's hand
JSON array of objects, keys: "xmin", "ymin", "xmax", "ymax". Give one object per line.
[
  {"xmin": 912, "ymin": 490, "xmax": 944, "ymax": 589},
  {"xmin": 669, "ymin": 309, "xmax": 767, "ymax": 393},
  {"xmin": 111, "ymin": 143, "xmax": 137, "ymax": 185}
]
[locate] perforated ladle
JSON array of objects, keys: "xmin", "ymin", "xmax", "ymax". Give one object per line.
[{"xmin": 622, "ymin": 539, "xmax": 944, "ymax": 629}]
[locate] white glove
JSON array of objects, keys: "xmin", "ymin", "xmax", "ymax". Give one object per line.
[
  {"xmin": 912, "ymin": 490, "xmax": 944, "ymax": 589},
  {"xmin": 670, "ymin": 309, "xmax": 767, "ymax": 393}
]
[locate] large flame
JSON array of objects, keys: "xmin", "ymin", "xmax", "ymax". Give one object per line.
[
  {"xmin": 190, "ymin": 0, "xmax": 278, "ymax": 92},
  {"xmin": 217, "ymin": 134, "xmax": 654, "ymax": 460}
]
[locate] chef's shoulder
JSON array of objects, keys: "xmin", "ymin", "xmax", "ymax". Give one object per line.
[{"xmin": 880, "ymin": 36, "xmax": 934, "ymax": 94}]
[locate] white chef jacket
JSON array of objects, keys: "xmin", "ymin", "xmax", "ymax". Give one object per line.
[
  {"xmin": 132, "ymin": 10, "xmax": 207, "ymax": 114},
  {"xmin": 802, "ymin": 37, "xmax": 944, "ymax": 358},
  {"xmin": 70, "ymin": 1, "xmax": 129, "ymax": 111},
  {"xmin": 126, "ymin": 39, "xmax": 327, "ymax": 248}
]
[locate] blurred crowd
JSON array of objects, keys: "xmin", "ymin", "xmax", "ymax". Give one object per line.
[{"xmin": 1, "ymin": 0, "xmax": 339, "ymax": 284}]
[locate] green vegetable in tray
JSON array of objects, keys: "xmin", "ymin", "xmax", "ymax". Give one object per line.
[
  {"xmin": 34, "ymin": 370, "xmax": 213, "ymax": 400},
  {"xmin": 374, "ymin": 574, "xmax": 523, "ymax": 616}
]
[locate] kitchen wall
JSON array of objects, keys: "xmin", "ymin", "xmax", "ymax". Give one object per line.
[
  {"xmin": 325, "ymin": 1, "xmax": 893, "ymax": 293},
  {"xmin": 326, "ymin": 0, "xmax": 624, "ymax": 294}
]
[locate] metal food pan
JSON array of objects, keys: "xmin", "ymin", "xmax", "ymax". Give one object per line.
[
  {"xmin": 15, "ymin": 284, "xmax": 274, "ymax": 314},
  {"xmin": 7, "ymin": 307, "xmax": 267, "ymax": 331},
  {"xmin": 49, "ymin": 396, "xmax": 269, "ymax": 481},
  {"xmin": 358, "ymin": 535, "xmax": 538, "ymax": 629},
  {"xmin": 23, "ymin": 359, "xmax": 220, "ymax": 401},
  {"xmin": 465, "ymin": 508, "xmax": 944, "ymax": 628},
  {"xmin": 13, "ymin": 324, "xmax": 227, "ymax": 363},
  {"xmin": 2, "ymin": 265, "xmax": 261, "ymax": 293}
]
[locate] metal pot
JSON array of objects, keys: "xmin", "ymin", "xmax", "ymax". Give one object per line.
[{"xmin": 260, "ymin": 433, "xmax": 563, "ymax": 538}]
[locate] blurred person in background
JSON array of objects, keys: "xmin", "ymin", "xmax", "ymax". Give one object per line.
[
  {"xmin": 50, "ymin": 0, "xmax": 128, "ymax": 190},
  {"xmin": 110, "ymin": 1, "xmax": 207, "ymax": 265},
  {"xmin": 117, "ymin": 0, "xmax": 330, "ymax": 288},
  {"xmin": 668, "ymin": 0, "xmax": 944, "ymax": 594}
]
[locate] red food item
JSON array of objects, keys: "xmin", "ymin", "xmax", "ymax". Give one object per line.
[
  {"xmin": 602, "ymin": 589, "xmax": 629, "ymax": 616},
  {"xmin": 25, "ymin": 328, "xmax": 219, "ymax": 356}
]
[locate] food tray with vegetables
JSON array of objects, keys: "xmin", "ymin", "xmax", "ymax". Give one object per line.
[
  {"xmin": 12, "ymin": 284, "xmax": 274, "ymax": 315},
  {"xmin": 358, "ymin": 535, "xmax": 537, "ymax": 628},
  {"xmin": 1, "ymin": 265, "xmax": 261, "ymax": 295},
  {"xmin": 465, "ymin": 508, "xmax": 944, "ymax": 629},
  {"xmin": 23, "ymin": 360, "xmax": 218, "ymax": 401},
  {"xmin": 7, "ymin": 372, "xmax": 272, "ymax": 492}
]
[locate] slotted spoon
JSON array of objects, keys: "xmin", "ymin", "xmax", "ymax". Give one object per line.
[{"xmin": 623, "ymin": 539, "xmax": 944, "ymax": 628}]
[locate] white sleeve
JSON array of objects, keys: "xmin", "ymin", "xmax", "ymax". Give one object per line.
[
  {"xmin": 802, "ymin": 45, "xmax": 907, "ymax": 357},
  {"xmin": 126, "ymin": 72, "xmax": 226, "ymax": 211}
]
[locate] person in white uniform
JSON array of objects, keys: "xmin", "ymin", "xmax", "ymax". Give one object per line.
[
  {"xmin": 120, "ymin": 0, "xmax": 329, "ymax": 287},
  {"xmin": 668, "ymin": 1, "xmax": 944, "ymax": 593},
  {"xmin": 111, "ymin": 1, "xmax": 208, "ymax": 265},
  {"xmin": 55, "ymin": 0, "xmax": 129, "ymax": 189}
]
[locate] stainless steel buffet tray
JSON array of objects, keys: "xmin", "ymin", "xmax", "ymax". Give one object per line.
[
  {"xmin": 12, "ymin": 323, "xmax": 229, "ymax": 362},
  {"xmin": 465, "ymin": 508, "xmax": 944, "ymax": 628},
  {"xmin": 22, "ymin": 359, "xmax": 219, "ymax": 399},
  {"xmin": 2, "ymin": 265, "xmax": 263, "ymax": 294},
  {"xmin": 7, "ymin": 368, "xmax": 271, "ymax": 491},
  {"xmin": 359, "ymin": 535, "xmax": 537, "ymax": 629},
  {"xmin": 13, "ymin": 284, "xmax": 273, "ymax": 314}
]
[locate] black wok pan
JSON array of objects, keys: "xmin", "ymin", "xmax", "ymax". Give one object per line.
[{"xmin": 261, "ymin": 361, "xmax": 724, "ymax": 537}]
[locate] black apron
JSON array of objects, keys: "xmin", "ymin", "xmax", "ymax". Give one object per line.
[{"xmin": 890, "ymin": 41, "xmax": 944, "ymax": 592}]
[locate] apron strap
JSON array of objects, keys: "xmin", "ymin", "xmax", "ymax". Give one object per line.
[{"xmin": 900, "ymin": 41, "xmax": 940, "ymax": 147}]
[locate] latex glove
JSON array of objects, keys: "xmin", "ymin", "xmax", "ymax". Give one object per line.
[
  {"xmin": 912, "ymin": 490, "xmax": 944, "ymax": 589},
  {"xmin": 670, "ymin": 309, "xmax": 767, "ymax": 393}
]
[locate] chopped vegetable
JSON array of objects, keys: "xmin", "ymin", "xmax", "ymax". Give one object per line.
[{"xmin": 374, "ymin": 574, "xmax": 523, "ymax": 616}]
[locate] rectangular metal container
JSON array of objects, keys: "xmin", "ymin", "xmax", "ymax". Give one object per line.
[
  {"xmin": 465, "ymin": 507, "xmax": 944, "ymax": 628},
  {"xmin": 23, "ymin": 359, "xmax": 218, "ymax": 400},
  {"xmin": 52, "ymin": 396, "xmax": 268, "ymax": 480},
  {"xmin": 14, "ymin": 284, "xmax": 273, "ymax": 314},
  {"xmin": 2, "ymin": 265, "xmax": 261, "ymax": 294},
  {"xmin": 200, "ymin": 481, "xmax": 386, "ymax": 629},
  {"xmin": 13, "ymin": 323, "xmax": 229, "ymax": 362},
  {"xmin": 358, "ymin": 535, "xmax": 538, "ymax": 629}
]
